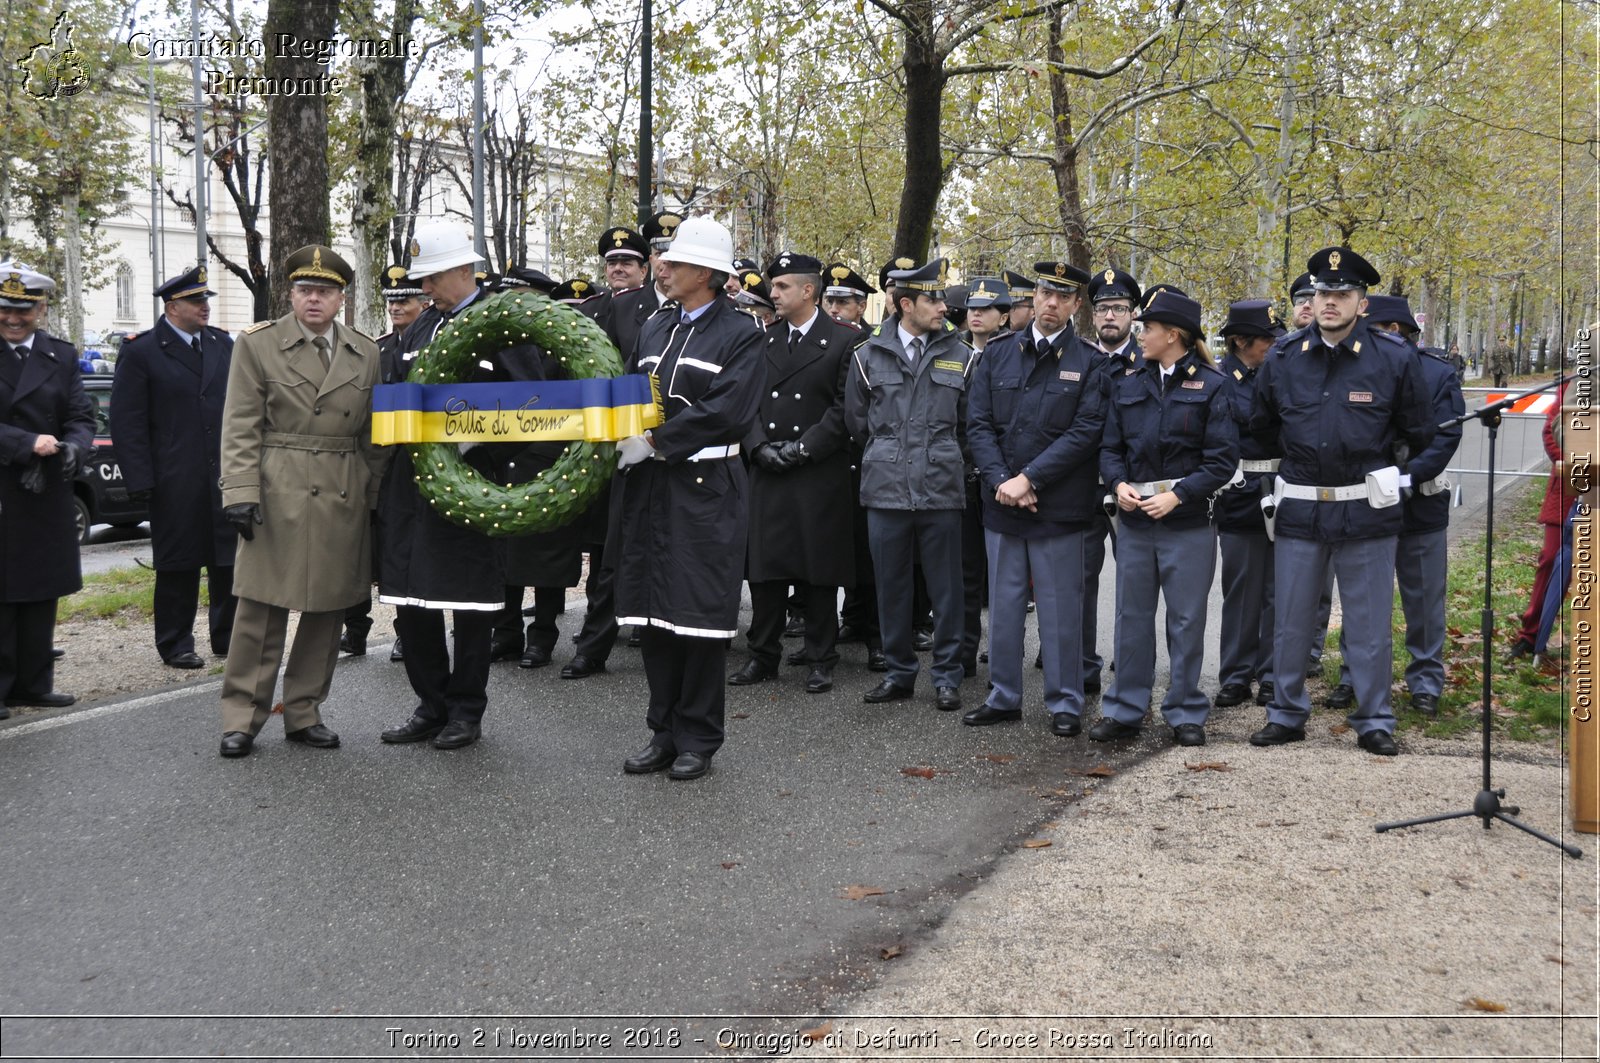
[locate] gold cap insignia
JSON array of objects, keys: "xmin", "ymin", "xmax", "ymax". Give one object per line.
[
  {"xmin": 573, "ymin": 280, "xmax": 589, "ymax": 294},
  {"xmin": 1328, "ymin": 250, "xmax": 1342, "ymax": 270},
  {"xmin": 660, "ymin": 213, "xmax": 682, "ymax": 230},
  {"xmin": 831, "ymin": 266, "xmax": 849, "ymax": 281},
  {"xmin": 894, "ymin": 257, "xmax": 915, "ymax": 270},
  {"xmin": 197, "ymin": 266, "xmax": 207, "ymax": 284},
  {"xmin": 387, "ymin": 266, "xmax": 408, "ymax": 282},
  {"xmin": 1055, "ymin": 263, "xmax": 1067, "ymax": 278},
  {"xmin": 1103, "ymin": 269, "xmax": 1115, "ymax": 284},
  {"xmin": 744, "ymin": 272, "xmax": 762, "ymax": 288},
  {"xmin": 408, "ymin": 238, "xmax": 421, "ymax": 257},
  {"xmin": 1267, "ymin": 305, "xmax": 1278, "ymax": 324},
  {"xmin": 0, "ymin": 273, "xmax": 24, "ymax": 299},
  {"xmin": 611, "ymin": 229, "xmax": 629, "ymax": 247}
]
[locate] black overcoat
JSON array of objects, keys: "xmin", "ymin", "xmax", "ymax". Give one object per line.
[
  {"xmin": 744, "ymin": 312, "xmax": 856, "ymax": 586},
  {"xmin": 109, "ymin": 318, "xmax": 235, "ymax": 570},
  {"xmin": 613, "ymin": 297, "xmax": 763, "ymax": 637},
  {"xmin": 0, "ymin": 331, "xmax": 95, "ymax": 601}
]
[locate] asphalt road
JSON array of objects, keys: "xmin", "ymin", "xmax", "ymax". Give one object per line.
[{"xmin": 4, "ymin": 394, "xmax": 1556, "ymax": 1059}]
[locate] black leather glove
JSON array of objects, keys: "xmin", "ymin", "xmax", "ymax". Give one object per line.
[
  {"xmin": 126, "ymin": 488, "xmax": 153, "ymax": 503},
  {"xmin": 57, "ymin": 442, "xmax": 82, "ymax": 483},
  {"xmin": 18, "ymin": 459, "xmax": 47, "ymax": 494},
  {"xmin": 224, "ymin": 502, "xmax": 262, "ymax": 542},
  {"xmin": 774, "ymin": 440, "xmax": 809, "ymax": 468},
  {"xmin": 751, "ymin": 443, "xmax": 787, "ymax": 472}
]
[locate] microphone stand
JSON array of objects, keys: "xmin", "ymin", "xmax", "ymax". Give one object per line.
[{"xmin": 1376, "ymin": 374, "xmax": 1582, "ymax": 857}]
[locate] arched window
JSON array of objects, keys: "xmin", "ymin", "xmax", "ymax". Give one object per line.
[{"xmin": 115, "ymin": 263, "xmax": 135, "ymax": 321}]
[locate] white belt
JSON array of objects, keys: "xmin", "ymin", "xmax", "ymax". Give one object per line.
[
  {"xmin": 1239, "ymin": 459, "xmax": 1279, "ymax": 474},
  {"xmin": 1128, "ymin": 479, "xmax": 1178, "ymax": 495},
  {"xmin": 1279, "ymin": 481, "xmax": 1368, "ymax": 502},
  {"xmin": 660, "ymin": 443, "xmax": 740, "ymax": 462},
  {"xmin": 1417, "ymin": 474, "xmax": 1450, "ymax": 496}
]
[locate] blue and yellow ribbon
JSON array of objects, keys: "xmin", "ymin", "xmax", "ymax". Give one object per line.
[{"xmin": 371, "ymin": 375, "xmax": 661, "ymax": 445}]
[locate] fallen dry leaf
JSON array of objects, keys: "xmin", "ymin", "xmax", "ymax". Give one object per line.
[
  {"xmin": 271, "ymin": 702, "xmax": 284, "ymax": 715},
  {"xmin": 801, "ymin": 1023, "xmax": 833, "ymax": 1041},
  {"xmin": 879, "ymin": 944, "xmax": 903, "ymax": 960},
  {"xmin": 1464, "ymin": 998, "xmax": 1507, "ymax": 1013},
  {"xmin": 1021, "ymin": 838, "xmax": 1052, "ymax": 849},
  {"xmin": 720, "ymin": 862, "xmax": 739, "ymax": 870},
  {"xmin": 1066, "ymin": 762, "xmax": 1116, "ymax": 778},
  {"xmin": 901, "ymin": 766, "xmax": 937, "ymax": 779},
  {"xmin": 1546, "ymin": 954, "xmax": 1567, "ymax": 965},
  {"xmin": 1184, "ymin": 761, "xmax": 1234, "ymax": 773},
  {"xmin": 731, "ymin": 712, "xmax": 750, "ymax": 719},
  {"xmin": 840, "ymin": 884, "xmax": 885, "ymax": 900},
  {"xmin": 1329, "ymin": 722, "xmax": 1351, "ymax": 735},
  {"xmin": 977, "ymin": 753, "xmax": 1016, "ymax": 764}
]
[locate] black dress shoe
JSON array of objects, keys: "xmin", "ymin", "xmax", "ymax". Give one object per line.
[
  {"xmin": 1050, "ymin": 712, "xmax": 1081, "ymax": 737},
  {"xmin": 913, "ymin": 629, "xmax": 934, "ymax": 652},
  {"xmin": 1357, "ymin": 729, "xmax": 1399, "ymax": 756},
  {"xmin": 1249, "ymin": 722, "xmax": 1306, "ymax": 746},
  {"xmin": 5, "ymin": 691, "xmax": 75, "ymax": 708},
  {"xmin": 1506, "ymin": 636, "xmax": 1536, "ymax": 661},
  {"xmin": 863, "ymin": 680, "xmax": 914, "ymax": 704},
  {"xmin": 624, "ymin": 743, "xmax": 675, "ymax": 774},
  {"xmin": 488, "ymin": 638, "xmax": 523, "ymax": 662},
  {"xmin": 962, "ymin": 704, "xmax": 1021, "ymax": 726},
  {"xmin": 626, "ymin": 626, "xmax": 642, "ymax": 647},
  {"xmin": 668, "ymin": 750, "xmax": 712, "ymax": 780},
  {"xmin": 804, "ymin": 666, "xmax": 834, "ymax": 694},
  {"xmin": 339, "ymin": 632, "xmax": 366, "ymax": 656},
  {"xmin": 1213, "ymin": 683, "xmax": 1251, "ymax": 707},
  {"xmin": 520, "ymin": 645, "xmax": 552, "ymax": 669},
  {"xmin": 1255, "ymin": 680, "xmax": 1275, "ymax": 706},
  {"xmin": 783, "ymin": 616, "xmax": 805, "ymax": 638},
  {"xmin": 866, "ymin": 648, "xmax": 888, "ymax": 672},
  {"xmin": 389, "ymin": 638, "xmax": 405, "ymax": 662},
  {"xmin": 285, "ymin": 723, "xmax": 340, "ymax": 748},
  {"xmin": 381, "ymin": 715, "xmax": 446, "ymax": 744},
  {"xmin": 786, "ymin": 648, "xmax": 807, "ymax": 665},
  {"xmin": 433, "ymin": 720, "xmax": 481, "ymax": 749},
  {"xmin": 219, "ymin": 731, "xmax": 253, "ymax": 757},
  {"xmin": 728, "ymin": 659, "xmax": 778, "ymax": 686},
  {"xmin": 837, "ymin": 624, "xmax": 863, "ymax": 644},
  {"xmin": 1087, "ymin": 717, "xmax": 1141, "ymax": 742},
  {"xmin": 560, "ymin": 654, "xmax": 607, "ymax": 679},
  {"xmin": 1410, "ymin": 691, "xmax": 1439, "ymax": 716},
  {"xmin": 933, "ymin": 686, "xmax": 962, "ymax": 712},
  {"xmin": 1324, "ymin": 683, "xmax": 1355, "ymax": 710},
  {"xmin": 1173, "ymin": 723, "xmax": 1207, "ymax": 747},
  {"xmin": 51, "ymin": 647, "xmax": 65, "ymax": 660},
  {"xmin": 164, "ymin": 651, "xmax": 205, "ymax": 670}
]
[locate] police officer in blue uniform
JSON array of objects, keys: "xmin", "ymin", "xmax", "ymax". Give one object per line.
[
  {"xmin": 1247, "ymin": 248, "xmax": 1435, "ymax": 755},
  {"xmin": 1091, "ymin": 291, "xmax": 1238, "ymax": 746},
  {"xmin": 111, "ymin": 265, "xmax": 237, "ymax": 669},
  {"xmin": 965, "ymin": 261, "xmax": 1107, "ymax": 736},
  {"xmin": 1213, "ymin": 299, "xmax": 1285, "ymax": 709},
  {"xmin": 957, "ymin": 277, "xmax": 1010, "ymax": 675},
  {"xmin": 846, "ymin": 257, "xmax": 973, "ymax": 712},
  {"xmin": 1002, "ymin": 270, "xmax": 1035, "ymax": 334},
  {"xmin": 1334, "ymin": 294, "xmax": 1463, "ymax": 717},
  {"xmin": 1080, "ymin": 267, "xmax": 1143, "ymax": 692}
]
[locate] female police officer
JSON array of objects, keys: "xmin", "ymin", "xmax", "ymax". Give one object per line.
[{"xmin": 1090, "ymin": 291, "xmax": 1238, "ymax": 747}]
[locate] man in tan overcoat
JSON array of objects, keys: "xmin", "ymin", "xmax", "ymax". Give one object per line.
[{"xmin": 216, "ymin": 246, "xmax": 387, "ymax": 758}]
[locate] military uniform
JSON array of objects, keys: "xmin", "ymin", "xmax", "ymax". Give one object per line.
[
  {"xmin": 110, "ymin": 266, "xmax": 237, "ymax": 666},
  {"xmin": 217, "ymin": 246, "xmax": 385, "ymax": 752},
  {"xmin": 1248, "ymin": 248, "xmax": 1435, "ymax": 754},
  {"xmin": 0, "ymin": 264, "xmax": 94, "ymax": 712}
]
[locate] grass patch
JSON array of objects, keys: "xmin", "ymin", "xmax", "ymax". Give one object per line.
[
  {"xmin": 1327, "ymin": 484, "xmax": 1564, "ymax": 742},
  {"xmin": 59, "ymin": 566, "xmax": 159, "ymax": 620}
]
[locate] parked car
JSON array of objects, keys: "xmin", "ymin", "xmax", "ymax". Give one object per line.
[{"xmin": 74, "ymin": 373, "xmax": 150, "ymax": 542}]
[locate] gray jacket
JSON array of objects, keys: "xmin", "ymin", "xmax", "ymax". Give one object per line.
[{"xmin": 845, "ymin": 316, "xmax": 974, "ymax": 510}]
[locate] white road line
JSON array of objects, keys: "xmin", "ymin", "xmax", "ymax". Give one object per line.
[{"xmin": 0, "ymin": 680, "xmax": 223, "ymax": 740}]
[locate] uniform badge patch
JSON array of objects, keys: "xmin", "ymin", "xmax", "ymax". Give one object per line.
[
  {"xmin": 1060, "ymin": 370, "xmax": 1081, "ymax": 381},
  {"xmin": 1233, "ymin": 368, "xmax": 1243, "ymax": 380},
  {"xmin": 1348, "ymin": 391, "xmax": 1373, "ymax": 403},
  {"xmin": 1180, "ymin": 380, "xmax": 1204, "ymax": 389},
  {"xmin": 932, "ymin": 358, "xmax": 964, "ymax": 372}
]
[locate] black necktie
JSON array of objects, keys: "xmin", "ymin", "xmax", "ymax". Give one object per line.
[
  {"xmin": 789, "ymin": 328, "xmax": 801, "ymax": 353},
  {"xmin": 13, "ymin": 344, "xmax": 28, "ymax": 362},
  {"xmin": 191, "ymin": 336, "xmax": 201, "ymax": 356},
  {"xmin": 908, "ymin": 336, "xmax": 924, "ymax": 366}
]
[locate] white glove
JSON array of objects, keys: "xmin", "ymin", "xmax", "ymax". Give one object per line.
[{"xmin": 616, "ymin": 434, "xmax": 654, "ymax": 468}]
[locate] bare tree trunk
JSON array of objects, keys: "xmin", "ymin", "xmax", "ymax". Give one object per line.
[
  {"xmin": 264, "ymin": 0, "xmax": 337, "ymax": 318},
  {"xmin": 63, "ymin": 186, "xmax": 83, "ymax": 346},
  {"xmin": 1046, "ymin": 8, "xmax": 1093, "ymax": 331},
  {"xmin": 349, "ymin": 0, "xmax": 418, "ymax": 334},
  {"xmin": 891, "ymin": 2, "xmax": 945, "ymax": 260}
]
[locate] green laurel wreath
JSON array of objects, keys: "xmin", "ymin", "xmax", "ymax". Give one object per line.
[{"xmin": 406, "ymin": 291, "xmax": 621, "ymax": 537}]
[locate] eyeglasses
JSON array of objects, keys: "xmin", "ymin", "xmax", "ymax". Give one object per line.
[
  {"xmin": 1292, "ymin": 295, "xmax": 1314, "ymax": 307},
  {"xmin": 1093, "ymin": 304, "xmax": 1132, "ymax": 317}
]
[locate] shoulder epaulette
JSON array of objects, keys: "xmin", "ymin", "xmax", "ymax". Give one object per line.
[{"xmin": 242, "ymin": 320, "xmax": 272, "ymax": 335}]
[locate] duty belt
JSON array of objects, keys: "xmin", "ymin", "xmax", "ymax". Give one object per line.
[
  {"xmin": 1279, "ymin": 481, "xmax": 1367, "ymax": 502},
  {"xmin": 1127, "ymin": 479, "xmax": 1177, "ymax": 495},
  {"xmin": 1238, "ymin": 459, "xmax": 1279, "ymax": 474},
  {"xmin": 262, "ymin": 431, "xmax": 358, "ymax": 452},
  {"xmin": 656, "ymin": 442, "xmax": 741, "ymax": 462}
]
